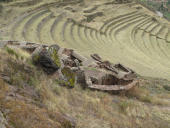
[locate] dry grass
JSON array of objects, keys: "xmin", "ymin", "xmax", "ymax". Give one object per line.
[
  {"xmin": 0, "ymin": 79, "xmax": 61, "ymax": 128},
  {"xmin": 0, "ymin": 47, "xmax": 40, "ymax": 87},
  {"xmin": 126, "ymin": 84, "xmax": 170, "ymax": 106},
  {"xmin": 0, "ymin": 0, "xmax": 170, "ymax": 127},
  {"xmin": 126, "ymin": 86, "xmax": 152, "ymax": 102},
  {"xmin": 0, "ymin": 48, "xmax": 170, "ymax": 128},
  {"xmin": 45, "ymin": 82, "xmax": 170, "ymax": 128},
  {"xmin": 0, "ymin": 48, "xmax": 74, "ymax": 128}
]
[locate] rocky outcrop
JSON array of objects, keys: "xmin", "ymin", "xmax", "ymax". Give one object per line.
[
  {"xmin": 32, "ymin": 45, "xmax": 61, "ymax": 74},
  {"xmin": 0, "ymin": 40, "xmax": 138, "ymax": 91}
]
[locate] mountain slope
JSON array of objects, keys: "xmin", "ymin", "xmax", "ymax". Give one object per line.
[{"xmin": 0, "ymin": 0, "xmax": 170, "ymax": 80}]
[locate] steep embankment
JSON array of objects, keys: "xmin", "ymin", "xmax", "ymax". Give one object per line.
[{"xmin": 0, "ymin": 45, "xmax": 170, "ymax": 128}]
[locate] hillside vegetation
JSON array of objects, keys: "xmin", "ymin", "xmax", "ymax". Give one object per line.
[
  {"xmin": 0, "ymin": 46, "xmax": 170, "ymax": 128},
  {"xmin": 0, "ymin": 0, "xmax": 170, "ymax": 128}
]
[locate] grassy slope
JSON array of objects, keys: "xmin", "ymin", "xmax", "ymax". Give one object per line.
[
  {"xmin": 0, "ymin": 1, "xmax": 169, "ymax": 127},
  {"xmin": 0, "ymin": 47, "xmax": 170, "ymax": 128},
  {"xmin": 0, "ymin": 48, "xmax": 74, "ymax": 128}
]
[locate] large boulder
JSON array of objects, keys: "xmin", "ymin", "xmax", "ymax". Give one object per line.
[{"xmin": 32, "ymin": 45, "xmax": 61, "ymax": 74}]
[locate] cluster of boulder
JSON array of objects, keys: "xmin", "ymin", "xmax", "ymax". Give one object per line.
[{"xmin": 0, "ymin": 40, "xmax": 138, "ymax": 91}]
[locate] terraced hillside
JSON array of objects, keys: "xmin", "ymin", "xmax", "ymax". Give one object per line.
[{"xmin": 0, "ymin": 0, "xmax": 170, "ymax": 80}]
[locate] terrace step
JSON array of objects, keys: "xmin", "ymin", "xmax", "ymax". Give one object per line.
[
  {"xmin": 114, "ymin": 18, "xmax": 154, "ymax": 68},
  {"xmin": 100, "ymin": 11, "xmax": 138, "ymax": 33},
  {"xmin": 105, "ymin": 13, "xmax": 142, "ymax": 35},
  {"xmin": 51, "ymin": 19, "xmax": 66, "ymax": 47},
  {"xmin": 23, "ymin": 10, "xmax": 50, "ymax": 42},
  {"xmin": 1, "ymin": 0, "xmax": 170, "ymax": 80},
  {"xmin": 166, "ymin": 30, "xmax": 170, "ymax": 42},
  {"xmin": 157, "ymin": 26, "xmax": 169, "ymax": 39},
  {"xmin": 11, "ymin": 10, "xmax": 43, "ymax": 41},
  {"xmin": 38, "ymin": 14, "xmax": 56, "ymax": 44},
  {"xmin": 108, "ymin": 15, "xmax": 145, "ymax": 43}
]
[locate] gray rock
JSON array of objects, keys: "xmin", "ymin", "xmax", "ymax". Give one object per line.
[
  {"xmin": 72, "ymin": 51, "xmax": 87, "ymax": 63},
  {"xmin": 32, "ymin": 45, "xmax": 61, "ymax": 74}
]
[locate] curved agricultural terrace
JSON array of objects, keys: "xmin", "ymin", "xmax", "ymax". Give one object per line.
[{"xmin": 0, "ymin": 0, "xmax": 170, "ymax": 80}]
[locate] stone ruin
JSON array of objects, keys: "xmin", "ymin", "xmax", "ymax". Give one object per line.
[
  {"xmin": 0, "ymin": 40, "xmax": 138, "ymax": 91},
  {"xmin": 83, "ymin": 54, "xmax": 137, "ymax": 91}
]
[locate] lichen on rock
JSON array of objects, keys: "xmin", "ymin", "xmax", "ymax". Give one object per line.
[
  {"xmin": 48, "ymin": 45, "xmax": 61, "ymax": 68},
  {"xmin": 32, "ymin": 45, "xmax": 61, "ymax": 74},
  {"xmin": 61, "ymin": 67, "xmax": 76, "ymax": 88}
]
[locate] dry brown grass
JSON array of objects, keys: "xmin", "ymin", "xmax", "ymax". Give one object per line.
[
  {"xmin": 0, "ymin": 48, "xmax": 169, "ymax": 128},
  {"xmin": 125, "ymin": 86, "xmax": 170, "ymax": 106},
  {"xmin": 0, "ymin": 47, "xmax": 40, "ymax": 87},
  {"xmin": 0, "ymin": 78, "xmax": 74, "ymax": 128},
  {"xmin": 126, "ymin": 86, "xmax": 152, "ymax": 102},
  {"xmin": 0, "ymin": 79, "xmax": 57, "ymax": 128},
  {"xmin": 21, "ymin": 77, "xmax": 170, "ymax": 128},
  {"xmin": 0, "ymin": 48, "xmax": 74, "ymax": 128}
]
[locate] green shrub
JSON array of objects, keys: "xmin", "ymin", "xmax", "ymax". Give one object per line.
[{"xmin": 5, "ymin": 46, "xmax": 19, "ymax": 59}]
